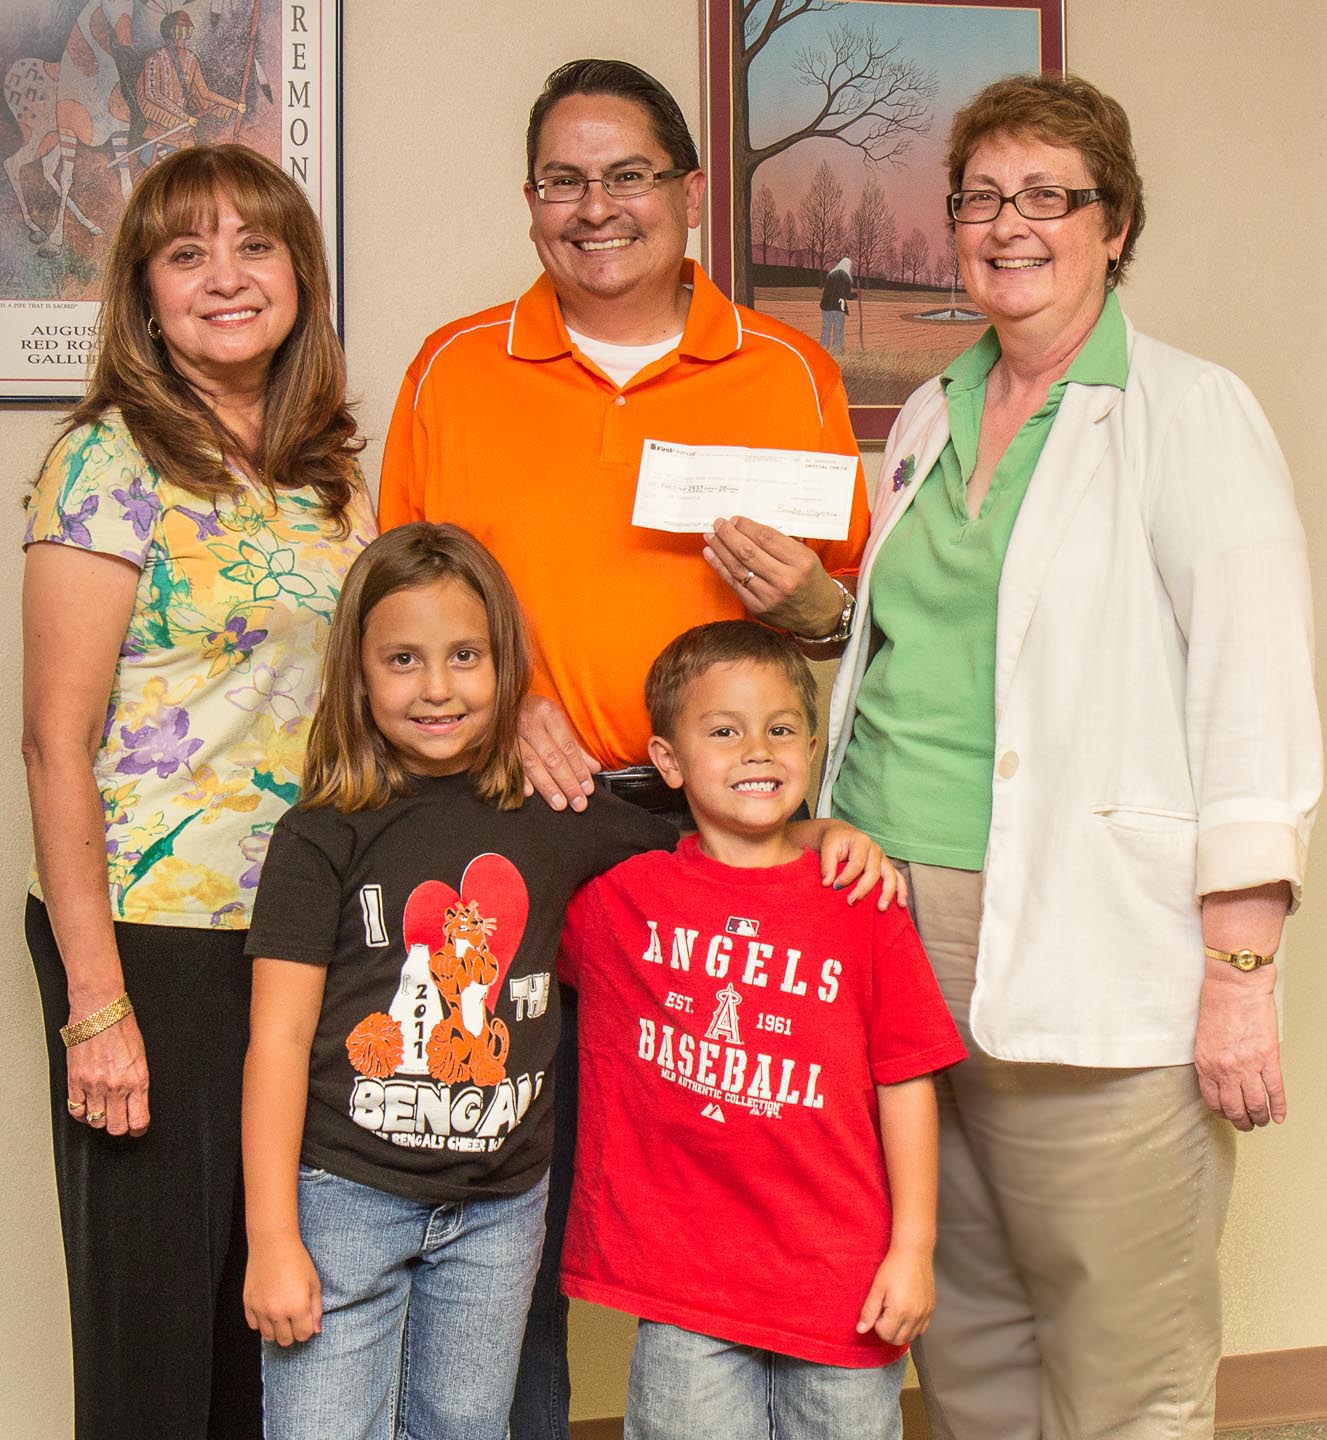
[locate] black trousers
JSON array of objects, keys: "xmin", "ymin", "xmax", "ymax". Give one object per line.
[{"xmin": 27, "ymin": 897, "xmax": 261, "ymax": 1440}]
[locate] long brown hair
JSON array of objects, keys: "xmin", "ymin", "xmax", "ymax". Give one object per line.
[
  {"xmin": 59, "ymin": 144, "xmax": 361, "ymax": 524},
  {"xmin": 301, "ymin": 524, "xmax": 531, "ymax": 813}
]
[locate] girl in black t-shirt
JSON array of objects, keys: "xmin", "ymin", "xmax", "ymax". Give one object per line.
[{"xmin": 239, "ymin": 522, "xmax": 674, "ymax": 1440}]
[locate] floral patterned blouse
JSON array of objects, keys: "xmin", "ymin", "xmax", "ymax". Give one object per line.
[{"xmin": 25, "ymin": 413, "xmax": 376, "ymax": 930}]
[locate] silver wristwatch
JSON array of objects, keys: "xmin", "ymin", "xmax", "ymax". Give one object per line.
[{"xmin": 794, "ymin": 579, "xmax": 856, "ymax": 646}]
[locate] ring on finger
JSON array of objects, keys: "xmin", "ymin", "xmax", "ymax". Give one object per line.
[
  {"xmin": 67, "ymin": 1098, "xmax": 86, "ymax": 1115},
  {"xmin": 740, "ymin": 569, "xmax": 756, "ymax": 588},
  {"xmin": 86, "ymin": 1109, "xmax": 107, "ymax": 1124}
]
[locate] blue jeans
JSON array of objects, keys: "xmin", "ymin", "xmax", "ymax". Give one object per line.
[
  {"xmin": 624, "ymin": 1322, "xmax": 907, "ymax": 1440},
  {"xmin": 262, "ymin": 1166, "xmax": 548, "ymax": 1440}
]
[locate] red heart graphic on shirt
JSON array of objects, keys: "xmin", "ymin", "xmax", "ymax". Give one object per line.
[{"xmin": 401, "ymin": 855, "xmax": 529, "ymax": 1010}]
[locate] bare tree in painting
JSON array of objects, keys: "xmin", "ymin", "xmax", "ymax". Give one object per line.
[
  {"xmin": 799, "ymin": 158, "xmax": 845, "ymax": 274},
  {"xmin": 782, "ymin": 209, "xmax": 801, "ymax": 267},
  {"xmin": 848, "ymin": 176, "xmax": 895, "ymax": 347},
  {"xmin": 849, "ymin": 176, "xmax": 896, "ymax": 285},
  {"xmin": 729, "ymin": 0, "xmax": 936, "ymax": 305},
  {"xmin": 901, "ymin": 225, "xmax": 930, "ymax": 285},
  {"xmin": 753, "ymin": 182, "xmax": 780, "ymax": 264}
]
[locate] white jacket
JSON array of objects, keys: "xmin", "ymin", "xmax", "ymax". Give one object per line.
[{"xmin": 819, "ymin": 318, "xmax": 1321, "ymax": 1065}]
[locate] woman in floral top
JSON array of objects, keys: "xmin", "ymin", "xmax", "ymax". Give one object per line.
[{"xmin": 22, "ymin": 145, "xmax": 374, "ymax": 1440}]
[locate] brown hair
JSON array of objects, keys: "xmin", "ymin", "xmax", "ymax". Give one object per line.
[
  {"xmin": 645, "ymin": 621, "xmax": 818, "ymax": 741},
  {"xmin": 947, "ymin": 73, "xmax": 1145, "ymax": 286},
  {"xmin": 301, "ymin": 524, "xmax": 531, "ymax": 812},
  {"xmin": 58, "ymin": 144, "xmax": 361, "ymax": 524},
  {"xmin": 526, "ymin": 59, "xmax": 700, "ymax": 182}
]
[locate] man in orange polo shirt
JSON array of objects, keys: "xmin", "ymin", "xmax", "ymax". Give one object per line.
[
  {"xmin": 378, "ymin": 58, "xmax": 869, "ymax": 1440},
  {"xmin": 379, "ymin": 58, "xmax": 868, "ymax": 810}
]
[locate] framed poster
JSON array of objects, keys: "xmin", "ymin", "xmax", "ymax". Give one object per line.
[
  {"xmin": 0, "ymin": 0, "xmax": 341, "ymax": 401},
  {"xmin": 701, "ymin": 0, "xmax": 1064, "ymax": 440}
]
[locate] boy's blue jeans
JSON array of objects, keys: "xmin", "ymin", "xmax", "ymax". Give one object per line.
[
  {"xmin": 261, "ymin": 1165, "xmax": 548, "ymax": 1440},
  {"xmin": 624, "ymin": 1322, "xmax": 908, "ymax": 1440}
]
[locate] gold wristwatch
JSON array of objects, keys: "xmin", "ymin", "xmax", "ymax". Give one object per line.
[{"xmin": 1203, "ymin": 945, "xmax": 1276, "ymax": 973}]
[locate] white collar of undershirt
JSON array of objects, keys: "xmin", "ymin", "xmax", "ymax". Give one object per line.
[{"xmin": 566, "ymin": 326, "xmax": 683, "ymax": 389}]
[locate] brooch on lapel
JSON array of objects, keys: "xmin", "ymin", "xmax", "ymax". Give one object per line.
[{"xmin": 891, "ymin": 455, "xmax": 916, "ymax": 492}]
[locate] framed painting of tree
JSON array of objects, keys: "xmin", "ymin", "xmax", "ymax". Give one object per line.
[{"xmin": 701, "ymin": 0, "xmax": 1064, "ymax": 440}]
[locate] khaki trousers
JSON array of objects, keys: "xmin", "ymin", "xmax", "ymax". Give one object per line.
[{"xmin": 898, "ymin": 862, "xmax": 1235, "ymax": 1440}]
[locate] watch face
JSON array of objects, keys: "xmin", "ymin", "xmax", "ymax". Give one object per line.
[{"xmin": 1207, "ymin": 945, "xmax": 1272, "ymax": 971}]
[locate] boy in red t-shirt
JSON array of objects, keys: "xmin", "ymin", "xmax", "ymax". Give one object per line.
[{"xmin": 558, "ymin": 621, "xmax": 965, "ymax": 1440}]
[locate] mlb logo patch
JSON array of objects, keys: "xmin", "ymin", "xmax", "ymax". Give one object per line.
[{"xmin": 726, "ymin": 916, "xmax": 759, "ymax": 938}]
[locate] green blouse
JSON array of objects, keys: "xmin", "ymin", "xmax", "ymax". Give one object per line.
[{"xmin": 832, "ymin": 291, "xmax": 1128, "ymax": 868}]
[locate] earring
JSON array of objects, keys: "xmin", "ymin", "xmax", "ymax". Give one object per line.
[
  {"xmin": 147, "ymin": 315, "xmax": 163, "ymax": 340},
  {"xmin": 1106, "ymin": 255, "xmax": 1120, "ymax": 277}
]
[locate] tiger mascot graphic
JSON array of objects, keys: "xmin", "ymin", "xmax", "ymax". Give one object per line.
[
  {"xmin": 423, "ymin": 898, "xmax": 510, "ymax": 1084},
  {"xmin": 345, "ymin": 858, "xmax": 529, "ymax": 1087}
]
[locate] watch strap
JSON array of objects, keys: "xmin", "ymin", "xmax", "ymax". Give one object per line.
[{"xmin": 1204, "ymin": 945, "xmax": 1276, "ymax": 973}]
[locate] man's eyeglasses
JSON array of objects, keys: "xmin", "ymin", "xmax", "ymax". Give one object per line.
[
  {"xmin": 947, "ymin": 186, "xmax": 1104, "ymax": 224},
  {"xmin": 531, "ymin": 167, "xmax": 691, "ymax": 203}
]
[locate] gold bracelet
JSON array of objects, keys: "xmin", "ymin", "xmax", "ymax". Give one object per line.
[{"xmin": 60, "ymin": 994, "xmax": 134, "ymax": 1048}]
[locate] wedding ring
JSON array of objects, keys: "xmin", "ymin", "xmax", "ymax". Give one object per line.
[
  {"xmin": 741, "ymin": 569, "xmax": 756, "ymax": 588},
  {"xmin": 67, "ymin": 1098, "xmax": 86, "ymax": 1114},
  {"xmin": 86, "ymin": 1110, "xmax": 107, "ymax": 1124}
]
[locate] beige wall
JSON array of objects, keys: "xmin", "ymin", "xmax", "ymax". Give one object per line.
[{"xmin": 2, "ymin": 1, "xmax": 1323, "ymax": 1431}]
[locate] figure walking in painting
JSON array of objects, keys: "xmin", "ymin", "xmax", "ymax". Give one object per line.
[
  {"xmin": 1, "ymin": 0, "xmax": 134, "ymax": 256},
  {"xmin": 819, "ymin": 256, "xmax": 854, "ymax": 354},
  {"xmin": 136, "ymin": 10, "xmax": 246, "ymax": 166}
]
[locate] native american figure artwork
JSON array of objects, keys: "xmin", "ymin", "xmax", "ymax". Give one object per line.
[
  {"xmin": 0, "ymin": 0, "xmax": 277, "ymax": 286},
  {"xmin": 134, "ymin": 6, "xmax": 249, "ymax": 167},
  {"xmin": 2, "ymin": 0, "xmax": 135, "ymax": 256},
  {"xmin": 1, "ymin": 0, "xmax": 333, "ymax": 399},
  {"xmin": 346, "ymin": 859, "xmax": 532, "ymax": 1090}
]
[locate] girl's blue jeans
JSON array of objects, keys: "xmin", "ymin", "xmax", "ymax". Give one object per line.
[{"xmin": 261, "ymin": 1164, "xmax": 548, "ymax": 1440}]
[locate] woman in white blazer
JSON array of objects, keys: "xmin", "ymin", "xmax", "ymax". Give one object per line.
[{"xmin": 819, "ymin": 75, "xmax": 1319, "ymax": 1440}]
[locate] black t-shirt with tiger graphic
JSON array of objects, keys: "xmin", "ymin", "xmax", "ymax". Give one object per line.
[{"xmin": 246, "ymin": 772, "xmax": 674, "ymax": 1204}]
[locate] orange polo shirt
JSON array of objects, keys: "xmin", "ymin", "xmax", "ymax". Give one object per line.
[{"xmin": 378, "ymin": 260, "xmax": 868, "ymax": 769}]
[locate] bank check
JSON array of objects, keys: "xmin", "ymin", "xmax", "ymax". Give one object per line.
[{"xmin": 632, "ymin": 440, "xmax": 856, "ymax": 541}]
